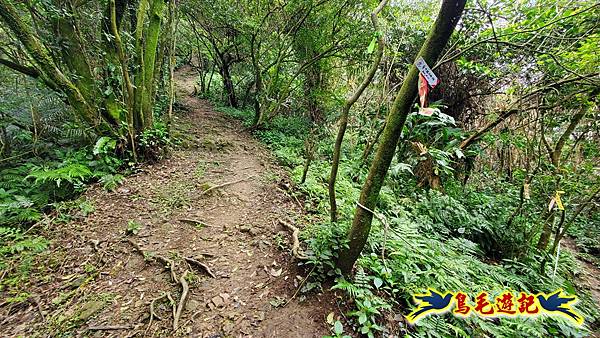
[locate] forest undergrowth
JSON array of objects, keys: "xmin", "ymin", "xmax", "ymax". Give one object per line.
[{"xmin": 219, "ymin": 104, "xmax": 600, "ymax": 337}]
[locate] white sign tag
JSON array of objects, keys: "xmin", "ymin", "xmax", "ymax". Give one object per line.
[{"xmin": 415, "ymin": 57, "xmax": 439, "ymax": 87}]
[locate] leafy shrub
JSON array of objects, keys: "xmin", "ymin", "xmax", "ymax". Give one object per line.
[
  {"xmin": 217, "ymin": 106, "xmax": 254, "ymax": 126},
  {"xmin": 138, "ymin": 122, "xmax": 173, "ymax": 162},
  {"xmin": 332, "ymin": 268, "xmax": 391, "ymax": 337},
  {"xmin": 224, "ymin": 100, "xmax": 600, "ymax": 338}
]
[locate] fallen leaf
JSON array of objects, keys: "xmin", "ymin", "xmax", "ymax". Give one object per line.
[
  {"xmin": 327, "ymin": 312, "xmax": 335, "ymax": 324},
  {"xmin": 270, "ymin": 268, "xmax": 282, "ymax": 277}
]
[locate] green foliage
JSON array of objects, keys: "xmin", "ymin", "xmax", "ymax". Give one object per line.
[
  {"xmin": 217, "ymin": 106, "xmax": 254, "ymax": 127},
  {"xmin": 0, "ymin": 226, "xmax": 49, "ymax": 294},
  {"xmin": 92, "ymin": 136, "xmax": 122, "ymax": 170},
  {"xmin": 0, "ymin": 227, "xmax": 49, "ymax": 257},
  {"xmin": 569, "ymin": 211, "xmax": 600, "ymax": 265},
  {"xmin": 0, "ymin": 132, "xmax": 128, "ymax": 228},
  {"xmin": 99, "ymin": 173, "xmax": 125, "ymax": 191},
  {"xmin": 225, "ymin": 101, "xmax": 600, "ymax": 337},
  {"xmin": 126, "ymin": 220, "xmax": 142, "ymax": 235},
  {"xmin": 324, "ymin": 317, "xmax": 352, "ymax": 338},
  {"xmin": 27, "ymin": 163, "xmax": 93, "ymax": 189},
  {"xmin": 138, "ymin": 122, "xmax": 173, "ymax": 162},
  {"xmin": 332, "ymin": 268, "xmax": 391, "ymax": 337}
]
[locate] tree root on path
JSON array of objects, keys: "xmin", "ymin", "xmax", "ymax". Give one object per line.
[
  {"xmin": 88, "ymin": 325, "xmax": 132, "ymax": 331},
  {"xmin": 173, "ymin": 271, "xmax": 189, "ymax": 330},
  {"xmin": 200, "ymin": 174, "xmax": 256, "ymax": 195},
  {"xmin": 126, "ymin": 240, "xmax": 191, "ymax": 334},
  {"xmin": 278, "ymin": 219, "xmax": 308, "ymax": 260},
  {"xmin": 127, "ymin": 239, "xmax": 178, "ymax": 283},
  {"xmin": 145, "ymin": 293, "xmax": 168, "ymax": 336},
  {"xmin": 179, "ymin": 218, "xmax": 215, "ymax": 228},
  {"xmin": 184, "ymin": 256, "xmax": 216, "ymax": 278}
]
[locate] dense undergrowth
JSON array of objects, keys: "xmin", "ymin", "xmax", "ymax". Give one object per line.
[
  {"xmin": 0, "ymin": 73, "xmax": 173, "ymax": 301},
  {"xmin": 219, "ymin": 104, "xmax": 600, "ymax": 337},
  {"xmin": 0, "ymin": 130, "xmax": 171, "ymax": 299}
]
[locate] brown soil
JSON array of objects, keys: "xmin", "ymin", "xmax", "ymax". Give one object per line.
[
  {"xmin": 562, "ymin": 238, "xmax": 600, "ymax": 327},
  {"xmin": 0, "ymin": 66, "xmax": 338, "ymax": 337}
]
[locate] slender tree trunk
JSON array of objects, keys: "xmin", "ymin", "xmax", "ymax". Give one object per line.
[
  {"xmin": 328, "ymin": 0, "xmax": 388, "ymax": 223},
  {"xmin": 301, "ymin": 130, "xmax": 316, "ymax": 184},
  {"xmin": 140, "ymin": 0, "xmax": 166, "ymax": 129},
  {"xmin": 220, "ymin": 59, "xmax": 238, "ymax": 108},
  {"xmin": 548, "ymin": 185, "xmax": 600, "ymax": 255},
  {"xmin": 166, "ymin": 0, "xmax": 177, "ymax": 130},
  {"xmin": 207, "ymin": 64, "xmax": 215, "ymax": 92},
  {"xmin": 109, "ymin": 0, "xmax": 137, "ymax": 158},
  {"xmin": 133, "ymin": 0, "xmax": 149, "ymax": 131},
  {"xmin": 250, "ymin": 34, "xmax": 263, "ymax": 125},
  {"xmin": 102, "ymin": 0, "xmax": 129, "ymax": 123},
  {"xmin": 536, "ymin": 108, "xmax": 586, "ymax": 250},
  {"xmin": 337, "ymin": 0, "xmax": 467, "ymax": 274}
]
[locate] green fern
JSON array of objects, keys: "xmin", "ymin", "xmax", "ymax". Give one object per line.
[{"xmin": 26, "ymin": 163, "xmax": 93, "ymax": 187}]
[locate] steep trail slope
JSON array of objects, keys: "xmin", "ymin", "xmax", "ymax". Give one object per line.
[{"xmin": 1, "ymin": 66, "xmax": 335, "ymax": 337}]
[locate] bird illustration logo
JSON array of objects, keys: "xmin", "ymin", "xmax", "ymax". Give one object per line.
[
  {"xmin": 406, "ymin": 288, "xmax": 454, "ymax": 324},
  {"xmin": 536, "ymin": 289, "xmax": 584, "ymax": 325}
]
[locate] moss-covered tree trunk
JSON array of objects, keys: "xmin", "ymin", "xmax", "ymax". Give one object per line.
[
  {"xmin": 0, "ymin": 0, "xmax": 169, "ymax": 150},
  {"xmin": 51, "ymin": 2, "xmax": 97, "ymax": 112},
  {"xmin": 337, "ymin": 0, "xmax": 467, "ymax": 274},
  {"xmin": 328, "ymin": 0, "xmax": 388, "ymax": 223},
  {"xmin": 0, "ymin": 0, "xmax": 97, "ymax": 125},
  {"xmin": 140, "ymin": 0, "xmax": 166, "ymax": 129},
  {"xmin": 102, "ymin": 0, "xmax": 130, "ymax": 124}
]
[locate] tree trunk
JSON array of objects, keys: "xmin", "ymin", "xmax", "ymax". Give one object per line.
[
  {"xmin": 301, "ymin": 131, "xmax": 316, "ymax": 184},
  {"xmin": 133, "ymin": 0, "xmax": 149, "ymax": 131},
  {"xmin": 337, "ymin": 0, "xmax": 467, "ymax": 274},
  {"xmin": 166, "ymin": 0, "xmax": 177, "ymax": 130},
  {"xmin": 536, "ymin": 108, "xmax": 586, "ymax": 250},
  {"xmin": 0, "ymin": 0, "xmax": 97, "ymax": 125},
  {"xmin": 102, "ymin": 0, "xmax": 130, "ymax": 124},
  {"xmin": 328, "ymin": 0, "xmax": 388, "ymax": 223},
  {"xmin": 220, "ymin": 59, "xmax": 238, "ymax": 108},
  {"xmin": 52, "ymin": 2, "xmax": 96, "ymax": 109},
  {"xmin": 140, "ymin": 0, "xmax": 166, "ymax": 129},
  {"xmin": 250, "ymin": 34, "xmax": 263, "ymax": 125}
]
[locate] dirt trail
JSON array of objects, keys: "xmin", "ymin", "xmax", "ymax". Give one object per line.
[
  {"xmin": 1, "ymin": 66, "xmax": 335, "ymax": 337},
  {"xmin": 562, "ymin": 239, "xmax": 600, "ymax": 314}
]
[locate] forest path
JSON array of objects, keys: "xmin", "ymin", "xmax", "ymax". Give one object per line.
[
  {"xmin": 562, "ymin": 238, "xmax": 600, "ymax": 318},
  {"xmin": 2, "ymin": 66, "xmax": 334, "ymax": 337}
]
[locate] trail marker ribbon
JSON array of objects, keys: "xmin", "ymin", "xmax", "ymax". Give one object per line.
[{"xmin": 414, "ymin": 57, "xmax": 440, "ymax": 116}]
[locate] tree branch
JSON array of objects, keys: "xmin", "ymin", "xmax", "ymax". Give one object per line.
[{"xmin": 0, "ymin": 57, "xmax": 39, "ymax": 77}]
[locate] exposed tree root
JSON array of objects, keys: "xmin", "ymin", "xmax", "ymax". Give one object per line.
[
  {"xmin": 200, "ymin": 174, "xmax": 255, "ymax": 195},
  {"xmin": 284, "ymin": 265, "xmax": 316, "ymax": 307},
  {"xmin": 184, "ymin": 256, "xmax": 216, "ymax": 278},
  {"xmin": 88, "ymin": 325, "xmax": 132, "ymax": 330},
  {"xmin": 173, "ymin": 271, "xmax": 189, "ymax": 330},
  {"xmin": 278, "ymin": 219, "xmax": 308, "ymax": 260},
  {"xmin": 145, "ymin": 293, "xmax": 168, "ymax": 336},
  {"xmin": 179, "ymin": 218, "xmax": 215, "ymax": 228},
  {"xmin": 166, "ymin": 292, "xmax": 177, "ymax": 325},
  {"xmin": 127, "ymin": 239, "xmax": 178, "ymax": 283},
  {"xmin": 126, "ymin": 240, "xmax": 192, "ymax": 334}
]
